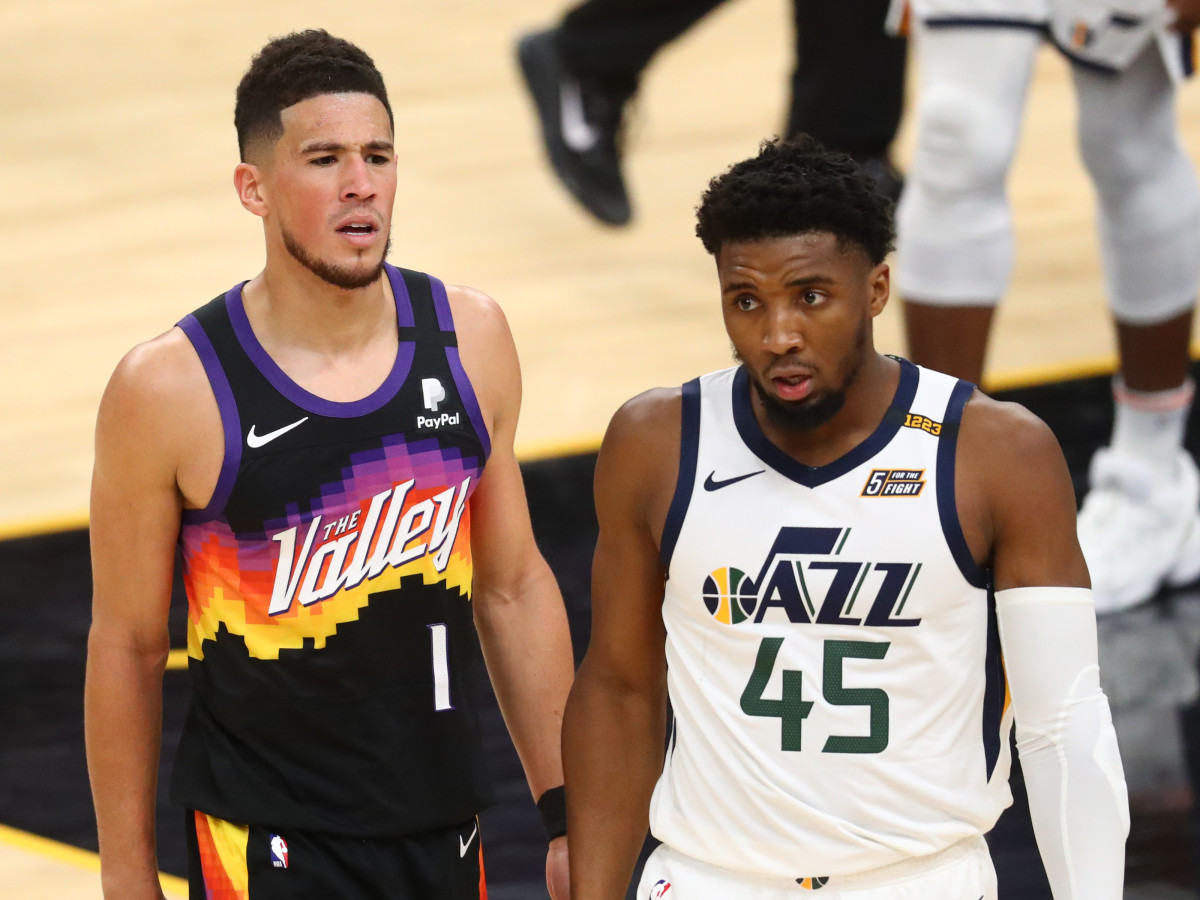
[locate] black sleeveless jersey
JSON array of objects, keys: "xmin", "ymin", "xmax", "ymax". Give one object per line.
[{"xmin": 169, "ymin": 264, "xmax": 493, "ymax": 836}]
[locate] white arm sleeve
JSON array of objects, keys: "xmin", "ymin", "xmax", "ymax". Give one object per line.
[{"xmin": 994, "ymin": 587, "xmax": 1130, "ymax": 900}]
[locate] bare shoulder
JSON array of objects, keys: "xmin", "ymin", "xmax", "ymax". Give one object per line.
[
  {"xmin": 444, "ymin": 284, "xmax": 517, "ymax": 436},
  {"xmin": 103, "ymin": 327, "xmax": 209, "ymax": 418},
  {"xmin": 955, "ymin": 389, "xmax": 1086, "ymax": 589},
  {"xmin": 97, "ymin": 327, "xmax": 220, "ymax": 505},
  {"xmin": 597, "ymin": 387, "xmax": 683, "ymax": 541},
  {"xmin": 958, "ymin": 390, "xmax": 1064, "ymax": 475},
  {"xmin": 603, "ymin": 387, "xmax": 683, "ymax": 456},
  {"xmin": 445, "ymin": 283, "xmax": 512, "ymax": 347}
]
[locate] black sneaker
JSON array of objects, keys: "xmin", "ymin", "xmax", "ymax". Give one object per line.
[
  {"xmin": 517, "ymin": 29, "xmax": 633, "ymax": 226},
  {"xmin": 853, "ymin": 155, "xmax": 905, "ymax": 204}
]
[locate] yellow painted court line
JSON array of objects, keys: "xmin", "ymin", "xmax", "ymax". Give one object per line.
[
  {"xmin": 0, "ymin": 511, "xmax": 89, "ymax": 542},
  {"xmin": 4, "ymin": 346, "xmax": 1200, "ymax": 543},
  {"xmin": 982, "ymin": 353, "xmax": 1119, "ymax": 393},
  {"xmin": 0, "ymin": 823, "xmax": 188, "ymax": 894},
  {"xmin": 514, "ymin": 432, "xmax": 605, "ymax": 461}
]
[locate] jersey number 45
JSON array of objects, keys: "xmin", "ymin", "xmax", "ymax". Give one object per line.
[{"xmin": 741, "ymin": 638, "xmax": 890, "ymax": 753}]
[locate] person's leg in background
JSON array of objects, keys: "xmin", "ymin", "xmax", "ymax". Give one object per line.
[
  {"xmin": 517, "ymin": 0, "xmax": 726, "ymax": 225},
  {"xmin": 517, "ymin": 0, "xmax": 911, "ymax": 224},
  {"xmin": 1071, "ymin": 43, "xmax": 1200, "ymax": 612},
  {"xmin": 895, "ymin": 25, "xmax": 1041, "ymax": 386},
  {"xmin": 787, "ymin": 0, "xmax": 908, "ymax": 200}
]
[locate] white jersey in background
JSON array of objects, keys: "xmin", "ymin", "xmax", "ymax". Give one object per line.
[{"xmin": 649, "ymin": 359, "xmax": 1011, "ymax": 882}]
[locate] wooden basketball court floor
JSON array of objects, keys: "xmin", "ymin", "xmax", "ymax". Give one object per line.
[{"xmin": 4, "ymin": 0, "xmax": 1200, "ymax": 895}]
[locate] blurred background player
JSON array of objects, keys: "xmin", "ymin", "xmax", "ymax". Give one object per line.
[
  {"xmin": 517, "ymin": 0, "xmax": 907, "ymax": 225},
  {"xmin": 896, "ymin": 0, "xmax": 1200, "ymax": 613}
]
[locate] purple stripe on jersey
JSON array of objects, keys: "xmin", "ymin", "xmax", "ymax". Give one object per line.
[
  {"xmin": 178, "ymin": 314, "xmax": 242, "ymax": 524},
  {"xmin": 447, "ymin": 345, "xmax": 491, "ymax": 462},
  {"xmin": 385, "ymin": 263, "xmax": 417, "ymax": 328},
  {"xmin": 428, "ymin": 273, "xmax": 455, "ymax": 332},
  {"xmin": 429, "ymin": 274, "xmax": 490, "ymax": 459},
  {"xmin": 225, "ymin": 279, "xmax": 415, "ymax": 419}
]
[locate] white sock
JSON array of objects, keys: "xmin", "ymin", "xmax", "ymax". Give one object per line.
[{"xmin": 1110, "ymin": 376, "xmax": 1194, "ymax": 476}]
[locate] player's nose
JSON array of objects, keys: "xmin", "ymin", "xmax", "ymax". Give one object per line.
[
  {"xmin": 340, "ymin": 157, "xmax": 376, "ymax": 201},
  {"xmin": 761, "ymin": 305, "xmax": 805, "ymax": 354}
]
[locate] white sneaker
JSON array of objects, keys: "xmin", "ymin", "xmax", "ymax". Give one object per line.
[{"xmin": 1077, "ymin": 447, "xmax": 1200, "ymax": 614}]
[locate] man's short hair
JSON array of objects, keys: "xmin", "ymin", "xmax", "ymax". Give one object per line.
[
  {"xmin": 695, "ymin": 135, "xmax": 896, "ymax": 265},
  {"xmin": 234, "ymin": 29, "xmax": 393, "ymax": 161}
]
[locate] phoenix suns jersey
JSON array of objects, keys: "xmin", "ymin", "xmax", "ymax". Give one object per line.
[
  {"xmin": 170, "ymin": 264, "xmax": 492, "ymax": 836},
  {"xmin": 648, "ymin": 360, "xmax": 1012, "ymax": 880}
]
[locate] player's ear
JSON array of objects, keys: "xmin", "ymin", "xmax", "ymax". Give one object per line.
[
  {"xmin": 234, "ymin": 162, "xmax": 268, "ymax": 218},
  {"xmin": 868, "ymin": 261, "xmax": 890, "ymax": 318}
]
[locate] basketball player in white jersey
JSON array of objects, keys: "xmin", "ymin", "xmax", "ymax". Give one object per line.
[
  {"xmin": 895, "ymin": 0, "xmax": 1200, "ymax": 614},
  {"xmin": 563, "ymin": 137, "xmax": 1129, "ymax": 899}
]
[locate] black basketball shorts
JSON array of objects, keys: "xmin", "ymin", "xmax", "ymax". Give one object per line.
[{"xmin": 186, "ymin": 810, "xmax": 486, "ymax": 899}]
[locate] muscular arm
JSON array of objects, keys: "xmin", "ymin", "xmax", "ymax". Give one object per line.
[
  {"xmin": 960, "ymin": 397, "xmax": 1128, "ymax": 900},
  {"xmin": 563, "ymin": 391, "xmax": 677, "ymax": 900},
  {"xmin": 86, "ymin": 332, "xmax": 213, "ymax": 900},
  {"xmin": 450, "ymin": 287, "xmax": 575, "ymax": 895}
]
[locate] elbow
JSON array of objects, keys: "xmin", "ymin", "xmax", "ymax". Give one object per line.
[{"xmin": 87, "ymin": 620, "xmax": 172, "ymax": 674}]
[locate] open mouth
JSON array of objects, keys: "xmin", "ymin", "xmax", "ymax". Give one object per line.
[
  {"xmin": 772, "ymin": 373, "xmax": 813, "ymax": 401},
  {"xmin": 337, "ymin": 223, "xmax": 376, "ymax": 236}
]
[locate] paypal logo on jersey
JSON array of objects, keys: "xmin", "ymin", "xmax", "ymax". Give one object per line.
[
  {"xmin": 417, "ymin": 377, "xmax": 461, "ymax": 430},
  {"xmin": 422, "ymin": 377, "xmax": 446, "ymax": 412},
  {"xmin": 702, "ymin": 526, "xmax": 923, "ymax": 628}
]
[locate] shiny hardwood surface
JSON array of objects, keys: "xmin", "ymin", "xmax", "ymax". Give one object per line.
[{"xmin": 1, "ymin": 3, "xmax": 1197, "ymax": 534}]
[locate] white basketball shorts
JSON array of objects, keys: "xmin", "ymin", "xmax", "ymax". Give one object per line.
[{"xmin": 635, "ymin": 835, "xmax": 997, "ymax": 900}]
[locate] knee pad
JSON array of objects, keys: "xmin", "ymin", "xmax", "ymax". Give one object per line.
[
  {"xmin": 896, "ymin": 80, "xmax": 1024, "ymax": 304},
  {"xmin": 1076, "ymin": 47, "xmax": 1200, "ymax": 323},
  {"xmin": 1101, "ymin": 201, "xmax": 1200, "ymax": 324},
  {"xmin": 1086, "ymin": 117, "xmax": 1200, "ymax": 323}
]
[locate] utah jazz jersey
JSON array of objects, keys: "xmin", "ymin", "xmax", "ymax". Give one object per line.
[
  {"xmin": 649, "ymin": 360, "xmax": 1012, "ymax": 879},
  {"xmin": 170, "ymin": 264, "xmax": 492, "ymax": 837}
]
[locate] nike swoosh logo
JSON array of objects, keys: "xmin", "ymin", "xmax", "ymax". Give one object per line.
[
  {"xmin": 560, "ymin": 78, "xmax": 601, "ymax": 153},
  {"xmin": 458, "ymin": 823, "xmax": 478, "ymax": 858},
  {"xmin": 703, "ymin": 470, "xmax": 764, "ymax": 491},
  {"xmin": 246, "ymin": 417, "xmax": 309, "ymax": 449}
]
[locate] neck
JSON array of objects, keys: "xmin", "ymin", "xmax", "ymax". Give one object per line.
[
  {"xmin": 755, "ymin": 352, "xmax": 899, "ymax": 467},
  {"xmin": 242, "ymin": 252, "xmax": 394, "ymax": 356}
]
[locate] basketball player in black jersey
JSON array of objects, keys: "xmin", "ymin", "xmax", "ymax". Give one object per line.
[{"xmin": 85, "ymin": 31, "xmax": 572, "ymax": 900}]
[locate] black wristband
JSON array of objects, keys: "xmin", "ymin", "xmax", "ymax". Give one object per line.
[{"xmin": 536, "ymin": 785, "xmax": 567, "ymax": 841}]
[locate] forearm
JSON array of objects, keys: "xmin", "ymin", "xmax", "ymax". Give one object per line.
[
  {"xmin": 84, "ymin": 626, "xmax": 169, "ymax": 900},
  {"xmin": 474, "ymin": 563, "xmax": 574, "ymax": 798},
  {"xmin": 996, "ymin": 588, "xmax": 1130, "ymax": 900},
  {"xmin": 563, "ymin": 660, "xmax": 666, "ymax": 900}
]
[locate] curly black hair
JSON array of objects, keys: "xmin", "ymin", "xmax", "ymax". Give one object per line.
[
  {"xmin": 234, "ymin": 29, "xmax": 393, "ymax": 161},
  {"xmin": 695, "ymin": 135, "xmax": 896, "ymax": 265}
]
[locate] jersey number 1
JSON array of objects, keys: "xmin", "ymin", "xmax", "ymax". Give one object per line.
[
  {"xmin": 429, "ymin": 623, "xmax": 453, "ymax": 711},
  {"xmin": 740, "ymin": 638, "xmax": 890, "ymax": 753}
]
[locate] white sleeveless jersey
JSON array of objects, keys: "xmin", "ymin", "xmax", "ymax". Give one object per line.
[{"xmin": 648, "ymin": 360, "xmax": 1014, "ymax": 881}]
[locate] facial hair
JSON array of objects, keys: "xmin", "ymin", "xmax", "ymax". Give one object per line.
[
  {"xmin": 739, "ymin": 316, "xmax": 871, "ymax": 434},
  {"xmin": 282, "ymin": 226, "xmax": 390, "ymax": 291}
]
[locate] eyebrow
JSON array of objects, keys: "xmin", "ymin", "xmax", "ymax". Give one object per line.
[
  {"xmin": 721, "ymin": 274, "xmax": 835, "ymax": 293},
  {"xmin": 299, "ymin": 139, "xmax": 395, "ymax": 154}
]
